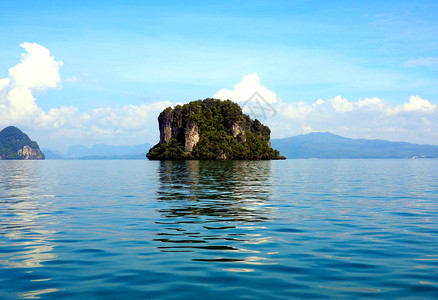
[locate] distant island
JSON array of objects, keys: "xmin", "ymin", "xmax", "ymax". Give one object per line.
[
  {"xmin": 0, "ymin": 126, "xmax": 44, "ymax": 160},
  {"xmin": 272, "ymin": 132, "xmax": 438, "ymax": 159},
  {"xmin": 147, "ymin": 98, "xmax": 284, "ymax": 160},
  {"xmin": 43, "ymin": 143, "xmax": 151, "ymax": 160}
]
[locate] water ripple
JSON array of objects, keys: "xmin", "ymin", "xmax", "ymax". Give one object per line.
[{"xmin": 0, "ymin": 160, "xmax": 437, "ymax": 298}]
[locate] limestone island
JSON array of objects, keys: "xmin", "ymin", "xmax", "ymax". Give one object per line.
[
  {"xmin": 147, "ymin": 98, "xmax": 285, "ymax": 160},
  {"xmin": 0, "ymin": 126, "xmax": 45, "ymax": 160}
]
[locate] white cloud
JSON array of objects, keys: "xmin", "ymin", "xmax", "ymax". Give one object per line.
[
  {"xmin": 213, "ymin": 72, "xmax": 277, "ymax": 104},
  {"xmin": 64, "ymin": 73, "xmax": 92, "ymax": 84},
  {"xmin": 214, "ymin": 73, "xmax": 438, "ymax": 144},
  {"xmin": 391, "ymin": 95, "xmax": 436, "ymax": 114},
  {"xmin": 87, "ymin": 102, "xmax": 172, "ymax": 132},
  {"xmin": 292, "ymin": 94, "xmax": 436, "ymax": 116},
  {"xmin": 2, "ymin": 44, "xmax": 438, "ymax": 149},
  {"xmin": 302, "ymin": 124, "xmax": 313, "ymax": 134},
  {"xmin": 6, "ymin": 87, "xmax": 41, "ymax": 121},
  {"xmin": 0, "ymin": 43, "xmax": 172, "ymax": 149},
  {"xmin": 0, "ymin": 43, "xmax": 63, "ymax": 127},
  {"xmin": 403, "ymin": 57, "xmax": 438, "ymax": 67},
  {"xmin": 422, "ymin": 118, "xmax": 432, "ymax": 127},
  {"xmin": 281, "ymin": 100, "xmax": 315, "ymax": 119},
  {"xmin": 65, "ymin": 76, "xmax": 79, "ymax": 83},
  {"xmin": 41, "ymin": 106, "xmax": 88, "ymax": 129},
  {"xmin": 330, "ymin": 96, "xmax": 354, "ymax": 113},
  {"xmin": 356, "ymin": 97, "xmax": 385, "ymax": 112},
  {"xmin": 9, "ymin": 42, "xmax": 63, "ymax": 92},
  {"xmin": 270, "ymin": 95, "xmax": 438, "ymax": 143},
  {"xmin": 312, "ymin": 99, "xmax": 324, "ymax": 107},
  {"xmin": 0, "ymin": 78, "xmax": 10, "ymax": 91}
]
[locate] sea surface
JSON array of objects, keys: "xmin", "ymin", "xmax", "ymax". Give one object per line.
[{"xmin": 0, "ymin": 159, "xmax": 437, "ymax": 299}]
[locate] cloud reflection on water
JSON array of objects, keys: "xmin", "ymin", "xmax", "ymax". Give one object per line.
[{"xmin": 0, "ymin": 161, "xmax": 58, "ymax": 269}]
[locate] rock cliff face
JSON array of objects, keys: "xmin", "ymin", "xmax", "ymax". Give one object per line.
[
  {"xmin": 147, "ymin": 98, "xmax": 284, "ymax": 160},
  {"xmin": 230, "ymin": 122, "xmax": 246, "ymax": 142},
  {"xmin": 158, "ymin": 108, "xmax": 173, "ymax": 144},
  {"xmin": 184, "ymin": 120, "xmax": 199, "ymax": 152},
  {"xmin": 0, "ymin": 126, "xmax": 45, "ymax": 160},
  {"xmin": 17, "ymin": 145, "xmax": 44, "ymax": 160}
]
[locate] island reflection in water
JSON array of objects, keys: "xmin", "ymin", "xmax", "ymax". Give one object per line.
[
  {"xmin": 1, "ymin": 160, "xmax": 437, "ymax": 298},
  {"xmin": 155, "ymin": 160, "xmax": 277, "ymax": 268}
]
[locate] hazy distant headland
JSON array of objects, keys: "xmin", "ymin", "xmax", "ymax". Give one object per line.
[
  {"xmin": 0, "ymin": 126, "xmax": 44, "ymax": 160},
  {"xmin": 146, "ymin": 99, "xmax": 284, "ymax": 160}
]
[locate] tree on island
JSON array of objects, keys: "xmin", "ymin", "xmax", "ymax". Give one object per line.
[{"xmin": 147, "ymin": 99, "xmax": 284, "ymax": 160}]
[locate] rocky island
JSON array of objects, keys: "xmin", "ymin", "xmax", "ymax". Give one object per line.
[
  {"xmin": 0, "ymin": 126, "xmax": 45, "ymax": 160},
  {"xmin": 147, "ymin": 98, "xmax": 284, "ymax": 160}
]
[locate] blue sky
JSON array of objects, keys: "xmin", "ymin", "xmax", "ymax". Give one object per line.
[{"xmin": 1, "ymin": 1, "xmax": 437, "ymax": 150}]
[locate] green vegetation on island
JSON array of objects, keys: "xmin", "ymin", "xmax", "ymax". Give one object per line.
[
  {"xmin": 147, "ymin": 98, "xmax": 284, "ymax": 160},
  {"xmin": 0, "ymin": 126, "xmax": 45, "ymax": 160}
]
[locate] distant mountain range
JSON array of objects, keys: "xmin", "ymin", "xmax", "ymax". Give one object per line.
[
  {"xmin": 42, "ymin": 132, "xmax": 438, "ymax": 160},
  {"xmin": 271, "ymin": 132, "xmax": 438, "ymax": 159},
  {"xmin": 43, "ymin": 143, "xmax": 151, "ymax": 159}
]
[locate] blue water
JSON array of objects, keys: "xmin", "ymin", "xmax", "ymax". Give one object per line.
[{"xmin": 0, "ymin": 159, "xmax": 437, "ymax": 299}]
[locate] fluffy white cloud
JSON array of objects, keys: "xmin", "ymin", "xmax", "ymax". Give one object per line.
[
  {"xmin": 0, "ymin": 78, "xmax": 10, "ymax": 91},
  {"xmin": 2, "ymin": 44, "xmax": 438, "ymax": 149},
  {"xmin": 278, "ymin": 94, "xmax": 436, "ymax": 119},
  {"xmin": 272, "ymin": 95, "xmax": 438, "ymax": 143},
  {"xmin": 330, "ymin": 96, "xmax": 354, "ymax": 113},
  {"xmin": 391, "ymin": 95, "xmax": 436, "ymax": 114},
  {"xmin": 216, "ymin": 73, "xmax": 438, "ymax": 144},
  {"xmin": 282, "ymin": 100, "xmax": 315, "ymax": 119},
  {"xmin": 9, "ymin": 42, "xmax": 63, "ymax": 92},
  {"xmin": 0, "ymin": 43, "xmax": 63, "ymax": 127},
  {"xmin": 312, "ymin": 99, "xmax": 324, "ymax": 107},
  {"xmin": 87, "ymin": 102, "xmax": 172, "ymax": 133},
  {"xmin": 356, "ymin": 97, "xmax": 385, "ymax": 112},
  {"xmin": 214, "ymin": 72, "xmax": 277, "ymax": 104},
  {"xmin": 0, "ymin": 43, "xmax": 172, "ymax": 149}
]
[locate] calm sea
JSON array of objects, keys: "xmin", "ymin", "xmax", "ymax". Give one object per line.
[{"xmin": 0, "ymin": 159, "xmax": 437, "ymax": 299}]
